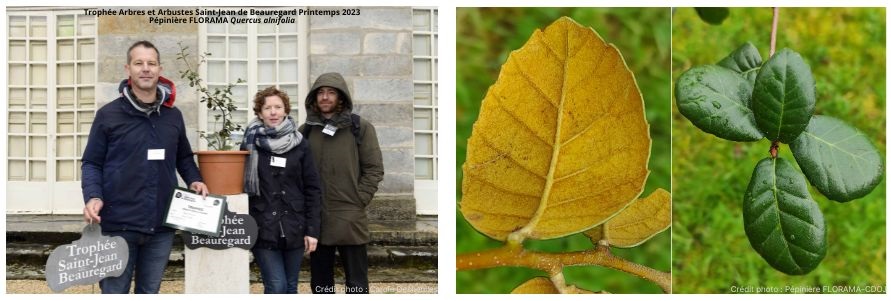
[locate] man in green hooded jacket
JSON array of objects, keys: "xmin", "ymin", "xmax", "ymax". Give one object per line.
[{"xmin": 300, "ymin": 72, "xmax": 384, "ymax": 294}]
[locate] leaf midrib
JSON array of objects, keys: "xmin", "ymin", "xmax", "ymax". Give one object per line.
[{"xmin": 513, "ymin": 27, "xmax": 571, "ymax": 240}]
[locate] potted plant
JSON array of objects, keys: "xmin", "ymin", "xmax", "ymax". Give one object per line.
[{"xmin": 176, "ymin": 42, "xmax": 248, "ymax": 195}]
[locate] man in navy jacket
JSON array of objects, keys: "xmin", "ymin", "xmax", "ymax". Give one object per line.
[{"xmin": 81, "ymin": 41, "xmax": 208, "ymax": 293}]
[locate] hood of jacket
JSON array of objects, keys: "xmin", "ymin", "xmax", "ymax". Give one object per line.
[
  {"xmin": 117, "ymin": 76, "xmax": 177, "ymax": 108},
  {"xmin": 304, "ymin": 72, "xmax": 354, "ymax": 128}
]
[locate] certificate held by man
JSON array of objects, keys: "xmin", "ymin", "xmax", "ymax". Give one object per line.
[{"xmin": 164, "ymin": 187, "xmax": 227, "ymax": 237}]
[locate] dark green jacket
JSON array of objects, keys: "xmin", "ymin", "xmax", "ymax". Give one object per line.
[{"xmin": 300, "ymin": 72, "xmax": 384, "ymax": 245}]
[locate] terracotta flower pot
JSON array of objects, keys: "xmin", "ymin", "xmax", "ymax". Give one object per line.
[{"xmin": 195, "ymin": 150, "xmax": 249, "ymax": 195}]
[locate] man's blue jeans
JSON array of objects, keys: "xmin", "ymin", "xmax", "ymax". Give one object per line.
[
  {"xmin": 99, "ymin": 230, "xmax": 174, "ymax": 294},
  {"xmin": 252, "ymin": 247, "xmax": 305, "ymax": 294}
]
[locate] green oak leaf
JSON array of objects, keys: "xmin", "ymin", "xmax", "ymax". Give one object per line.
[
  {"xmin": 695, "ymin": 7, "xmax": 729, "ymax": 25},
  {"xmin": 752, "ymin": 48, "xmax": 816, "ymax": 143},
  {"xmin": 790, "ymin": 115, "xmax": 884, "ymax": 202},
  {"xmin": 717, "ymin": 42, "xmax": 762, "ymax": 82},
  {"xmin": 744, "ymin": 157, "xmax": 827, "ymax": 275},
  {"xmin": 675, "ymin": 65, "xmax": 763, "ymax": 141}
]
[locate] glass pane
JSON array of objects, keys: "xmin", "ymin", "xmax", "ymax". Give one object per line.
[
  {"xmin": 229, "ymin": 22, "xmax": 246, "ymax": 34},
  {"xmin": 57, "ymin": 15, "xmax": 74, "ymax": 37},
  {"xmin": 78, "ymin": 136, "xmax": 89, "ymax": 157},
  {"xmin": 9, "ymin": 64, "xmax": 26, "ymax": 85},
  {"xmin": 79, "ymin": 111, "xmax": 95, "ymax": 133},
  {"xmin": 31, "ymin": 88, "xmax": 47, "ymax": 109},
  {"xmin": 78, "ymin": 87, "xmax": 95, "ymax": 108},
  {"xmin": 279, "ymin": 60, "xmax": 298, "ymax": 82},
  {"xmin": 258, "ymin": 61, "xmax": 275, "ymax": 83},
  {"xmin": 207, "ymin": 23, "xmax": 225, "ymax": 34},
  {"xmin": 57, "ymin": 112, "xmax": 75, "ymax": 133},
  {"xmin": 208, "ymin": 61, "xmax": 226, "ymax": 83},
  {"xmin": 280, "ymin": 22, "xmax": 298, "ymax": 34},
  {"xmin": 414, "ymin": 84, "xmax": 432, "ymax": 106},
  {"xmin": 9, "ymin": 160, "xmax": 26, "ymax": 181},
  {"xmin": 9, "ymin": 16, "xmax": 27, "ymax": 37},
  {"xmin": 433, "ymin": 10, "xmax": 438, "ymax": 31},
  {"xmin": 415, "ymin": 158, "xmax": 433, "ymax": 180},
  {"xmin": 77, "ymin": 160, "xmax": 83, "ymax": 181},
  {"xmin": 258, "ymin": 23, "xmax": 275, "ymax": 34},
  {"xmin": 30, "ymin": 112, "xmax": 47, "ymax": 134},
  {"xmin": 78, "ymin": 39, "xmax": 95, "ymax": 60},
  {"xmin": 57, "ymin": 160, "xmax": 76, "ymax": 181},
  {"xmin": 413, "ymin": 35, "xmax": 430, "ymax": 56},
  {"xmin": 230, "ymin": 61, "xmax": 247, "ymax": 82},
  {"xmin": 231, "ymin": 110, "xmax": 248, "ymax": 126},
  {"xmin": 58, "ymin": 40, "xmax": 75, "ymax": 61},
  {"xmin": 31, "ymin": 16, "xmax": 47, "ymax": 38},
  {"xmin": 413, "ymin": 59, "xmax": 431, "ymax": 81},
  {"xmin": 9, "ymin": 112, "xmax": 27, "ymax": 133},
  {"xmin": 433, "ymin": 83, "xmax": 438, "ymax": 105},
  {"xmin": 30, "ymin": 41, "xmax": 47, "ymax": 61},
  {"xmin": 78, "ymin": 16, "xmax": 96, "ymax": 36},
  {"xmin": 415, "ymin": 133, "xmax": 433, "ymax": 156},
  {"xmin": 57, "ymin": 88, "xmax": 75, "ymax": 109},
  {"xmin": 31, "ymin": 64, "xmax": 47, "ymax": 85},
  {"xmin": 78, "ymin": 63, "xmax": 95, "ymax": 84},
  {"xmin": 30, "ymin": 161, "xmax": 47, "ymax": 181},
  {"xmin": 281, "ymin": 85, "xmax": 298, "ymax": 101},
  {"xmin": 232, "ymin": 85, "xmax": 248, "ymax": 108},
  {"xmin": 9, "ymin": 136, "xmax": 27, "ymax": 157},
  {"xmin": 258, "ymin": 36, "xmax": 275, "ymax": 58},
  {"xmin": 414, "ymin": 109, "xmax": 433, "ymax": 131},
  {"xmin": 57, "ymin": 63, "xmax": 74, "ymax": 85},
  {"xmin": 413, "ymin": 10, "xmax": 430, "ymax": 31},
  {"xmin": 230, "ymin": 37, "xmax": 247, "ymax": 59},
  {"xmin": 434, "ymin": 35, "xmax": 439, "ymax": 56},
  {"xmin": 10, "ymin": 40, "xmax": 26, "ymax": 61},
  {"xmin": 280, "ymin": 35, "xmax": 298, "ymax": 57},
  {"xmin": 8, "ymin": 136, "xmax": 26, "ymax": 157},
  {"xmin": 57, "ymin": 136, "xmax": 75, "ymax": 157},
  {"xmin": 207, "ymin": 36, "xmax": 225, "ymax": 57},
  {"xmin": 30, "ymin": 137, "xmax": 47, "ymax": 157},
  {"xmin": 9, "ymin": 88, "xmax": 26, "ymax": 109}
]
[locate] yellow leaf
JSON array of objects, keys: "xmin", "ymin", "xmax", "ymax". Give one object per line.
[
  {"xmin": 460, "ymin": 16, "xmax": 651, "ymax": 241},
  {"xmin": 585, "ymin": 188, "xmax": 671, "ymax": 248},
  {"xmin": 512, "ymin": 277, "xmax": 561, "ymax": 294},
  {"xmin": 512, "ymin": 277, "xmax": 604, "ymax": 294}
]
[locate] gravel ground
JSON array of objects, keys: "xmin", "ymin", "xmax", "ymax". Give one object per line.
[{"xmin": 6, "ymin": 280, "xmax": 438, "ymax": 294}]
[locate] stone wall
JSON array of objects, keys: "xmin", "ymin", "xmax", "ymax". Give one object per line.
[
  {"xmin": 96, "ymin": 7, "xmax": 201, "ymax": 148},
  {"xmin": 308, "ymin": 7, "xmax": 417, "ymax": 220},
  {"xmin": 91, "ymin": 6, "xmax": 418, "ymax": 220}
]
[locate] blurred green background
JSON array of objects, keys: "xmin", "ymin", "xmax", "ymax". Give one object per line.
[
  {"xmin": 672, "ymin": 8, "xmax": 886, "ymax": 293},
  {"xmin": 456, "ymin": 8, "xmax": 671, "ymax": 293}
]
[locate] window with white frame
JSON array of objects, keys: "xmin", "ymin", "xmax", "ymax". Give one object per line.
[
  {"xmin": 7, "ymin": 11, "xmax": 97, "ymax": 183},
  {"xmin": 200, "ymin": 8, "xmax": 307, "ymax": 144},
  {"xmin": 412, "ymin": 8, "xmax": 438, "ymax": 181}
]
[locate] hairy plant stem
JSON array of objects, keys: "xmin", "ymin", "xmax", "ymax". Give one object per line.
[
  {"xmin": 770, "ymin": 7, "xmax": 779, "ymax": 57},
  {"xmin": 456, "ymin": 241, "xmax": 671, "ymax": 293}
]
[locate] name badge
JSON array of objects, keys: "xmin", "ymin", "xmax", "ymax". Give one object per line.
[
  {"xmin": 322, "ymin": 124, "xmax": 338, "ymax": 136},
  {"xmin": 270, "ymin": 156, "xmax": 287, "ymax": 168},
  {"xmin": 148, "ymin": 149, "xmax": 165, "ymax": 160}
]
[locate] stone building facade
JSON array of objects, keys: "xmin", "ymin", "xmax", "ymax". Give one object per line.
[{"xmin": 5, "ymin": 6, "xmax": 439, "ymax": 221}]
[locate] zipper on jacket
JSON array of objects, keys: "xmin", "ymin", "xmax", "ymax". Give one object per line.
[{"xmin": 279, "ymin": 220, "xmax": 286, "ymax": 238}]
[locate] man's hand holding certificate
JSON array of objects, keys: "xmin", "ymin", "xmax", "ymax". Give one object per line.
[{"xmin": 164, "ymin": 187, "xmax": 227, "ymax": 237}]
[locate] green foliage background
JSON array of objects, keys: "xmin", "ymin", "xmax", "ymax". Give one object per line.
[
  {"xmin": 672, "ymin": 8, "xmax": 886, "ymax": 293},
  {"xmin": 456, "ymin": 7, "xmax": 671, "ymax": 293}
]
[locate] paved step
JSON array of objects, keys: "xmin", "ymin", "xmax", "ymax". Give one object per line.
[
  {"xmin": 7, "ymin": 214, "xmax": 438, "ymax": 283},
  {"xmin": 7, "ymin": 260, "xmax": 438, "ymax": 283},
  {"xmin": 6, "ymin": 215, "xmax": 437, "ymax": 246},
  {"xmin": 7, "ymin": 243, "xmax": 437, "ymax": 269}
]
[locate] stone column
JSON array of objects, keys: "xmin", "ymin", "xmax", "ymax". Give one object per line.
[{"xmin": 184, "ymin": 193, "xmax": 250, "ymax": 293}]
